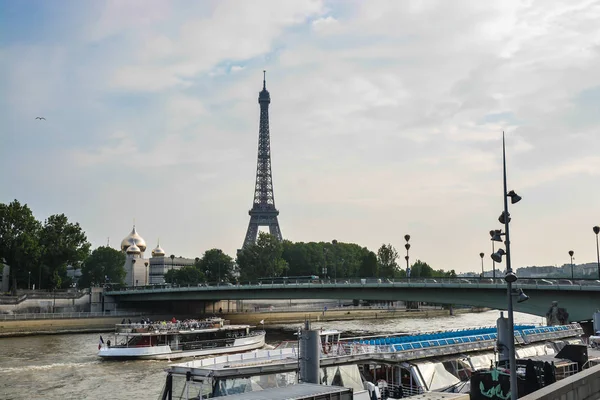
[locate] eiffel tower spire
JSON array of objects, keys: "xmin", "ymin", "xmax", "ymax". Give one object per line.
[{"xmin": 242, "ymin": 71, "xmax": 283, "ymax": 247}]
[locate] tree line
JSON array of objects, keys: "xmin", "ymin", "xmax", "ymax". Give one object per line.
[
  {"xmin": 1, "ymin": 199, "xmax": 456, "ymax": 292},
  {"xmin": 0, "ymin": 200, "xmax": 90, "ymax": 293},
  {"xmin": 233, "ymin": 233, "xmax": 456, "ymax": 282}
]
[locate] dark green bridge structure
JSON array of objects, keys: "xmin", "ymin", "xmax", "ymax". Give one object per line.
[{"xmin": 104, "ymin": 279, "xmax": 600, "ymax": 322}]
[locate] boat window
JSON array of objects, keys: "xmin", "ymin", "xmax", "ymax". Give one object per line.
[
  {"xmin": 415, "ymin": 361, "xmax": 460, "ymax": 391},
  {"xmin": 320, "ymin": 365, "xmax": 363, "ymax": 391},
  {"xmin": 544, "ymin": 343, "xmax": 556, "ymax": 355},
  {"xmin": 468, "ymin": 354, "xmax": 495, "ymax": 371}
]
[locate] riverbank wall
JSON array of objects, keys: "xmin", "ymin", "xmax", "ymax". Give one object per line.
[
  {"xmin": 0, "ymin": 307, "xmax": 490, "ymax": 338},
  {"xmin": 225, "ymin": 307, "xmax": 489, "ymax": 326}
]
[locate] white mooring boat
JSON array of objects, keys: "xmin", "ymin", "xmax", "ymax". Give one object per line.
[{"xmin": 97, "ymin": 317, "xmax": 266, "ymax": 360}]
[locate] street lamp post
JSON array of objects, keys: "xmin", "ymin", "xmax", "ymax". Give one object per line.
[
  {"xmin": 479, "ymin": 253, "xmax": 485, "ymax": 278},
  {"xmin": 332, "ymin": 240, "xmax": 338, "ymax": 281},
  {"xmin": 404, "ymin": 235, "xmax": 411, "ymax": 278},
  {"xmin": 170, "ymin": 254, "xmax": 175, "ymax": 271},
  {"xmin": 593, "ymin": 226, "xmax": 600, "ymax": 280},
  {"xmin": 568, "ymin": 250, "xmax": 574, "ymax": 280},
  {"xmin": 489, "ymin": 133, "xmax": 522, "ymax": 400},
  {"xmin": 28, "ymin": 271, "xmax": 31, "ymax": 290}
]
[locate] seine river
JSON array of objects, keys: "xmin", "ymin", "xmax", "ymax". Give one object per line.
[{"xmin": 0, "ymin": 311, "xmax": 543, "ymax": 400}]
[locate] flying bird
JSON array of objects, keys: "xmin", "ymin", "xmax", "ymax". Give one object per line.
[{"xmin": 35, "ymin": 117, "xmax": 46, "ymax": 120}]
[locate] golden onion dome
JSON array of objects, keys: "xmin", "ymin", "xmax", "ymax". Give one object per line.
[
  {"xmin": 152, "ymin": 240, "xmax": 165, "ymax": 257},
  {"xmin": 126, "ymin": 243, "xmax": 141, "ymax": 254},
  {"xmin": 120, "ymin": 225, "xmax": 147, "ymax": 253}
]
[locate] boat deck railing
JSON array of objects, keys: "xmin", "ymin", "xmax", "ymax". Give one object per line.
[
  {"xmin": 325, "ymin": 324, "xmax": 582, "ymax": 360},
  {"xmin": 114, "ymin": 321, "xmax": 229, "ymax": 334},
  {"xmin": 169, "ymin": 347, "xmax": 299, "ymax": 375}
]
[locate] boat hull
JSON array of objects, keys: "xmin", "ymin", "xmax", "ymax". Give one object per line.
[{"xmin": 98, "ymin": 332, "xmax": 266, "ymax": 360}]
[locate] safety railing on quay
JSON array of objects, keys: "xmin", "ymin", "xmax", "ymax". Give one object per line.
[
  {"xmin": 0, "ymin": 311, "xmax": 146, "ymax": 321},
  {"xmin": 105, "ymin": 277, "xmax": 600, "ymax": 294}
]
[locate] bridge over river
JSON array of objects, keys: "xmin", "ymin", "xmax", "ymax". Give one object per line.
[{"xmin": 105, "ymin": 278, "xmax": 600, "ymax": 322}]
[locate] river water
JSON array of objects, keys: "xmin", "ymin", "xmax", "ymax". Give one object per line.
[{"xmin": 0, "ymin": 311, "xmax": 543, "ymax": 400}]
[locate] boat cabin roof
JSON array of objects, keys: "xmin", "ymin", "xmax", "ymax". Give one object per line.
[
  {"xmin": 210, "ymin": 383, "xmax": 352, "ymax": 399},
  {"xmin": 168, "ymin": 348, "xmax": 299, "ymax": 378}
]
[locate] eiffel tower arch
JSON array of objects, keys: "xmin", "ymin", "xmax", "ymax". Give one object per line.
[{"xmin": 242, "ymin": 71, "xmax": 283, "ymax": 248}]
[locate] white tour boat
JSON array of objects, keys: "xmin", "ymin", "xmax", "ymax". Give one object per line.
[{"xmin": 97, "ymin": 317, "xmax": 266, "ymax": 360}]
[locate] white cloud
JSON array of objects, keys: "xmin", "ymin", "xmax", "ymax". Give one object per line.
[
  {"xmin": 312, "ymin": 16, "xmax": 340, "ymax": 33},
  {"xmin": 3, "ymin": 0, "xmax": 600, "ymax": 273}
]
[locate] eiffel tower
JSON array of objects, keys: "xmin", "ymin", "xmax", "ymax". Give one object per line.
[{"xmin": 242, "ymin": 71, "xmax": 283, "ymax": 248}]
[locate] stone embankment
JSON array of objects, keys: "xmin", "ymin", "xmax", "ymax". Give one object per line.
[
  {"xmin": 0, "ymin": 307, "xmax": 489, "ymax": 337},
  {"xmin": 0, "ymin": 316, "xmax": 125, "ymax": 337},
  {"xmin": 225, "ymin": 307, "xmax": 489, "ymax": 326}
]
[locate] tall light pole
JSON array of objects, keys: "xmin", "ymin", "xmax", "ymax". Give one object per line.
[
  {"xmin": 332, "ymin": 240, "xmax": 338, "ymax": 281},
  {"xmin": 479, "ymin": 253, "xmax": 485, "ymax": 278},
  {"xmin": 568, "ymin": 250, "xmax": 574, "ymax": 280},
  {"xmin": 170, "ymin": 254, "xmax": 175, "ymax": 271},
  {"xmin": 593, "ymin": 226, "xmax": 600, "ymax": 280},
  {"xmin": 404, "ymin": 235, "xmax": 411, "ymax": 278},
  {"xmin": 490, "ymin": 133, "xmax": 522, "ymax": 400},
  {"xmin": 28, "ymin": 271, "xmax": 31, "ymax": 290}
]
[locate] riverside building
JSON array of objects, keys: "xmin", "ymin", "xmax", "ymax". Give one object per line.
[{"xmin": 120, "ymin": 226, "xmax": 196, "ymax": 286}]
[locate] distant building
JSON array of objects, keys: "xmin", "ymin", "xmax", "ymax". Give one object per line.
[
  {"xmin": 516, "ymin": 266, "xmax": 560, "ymax": 278},
  {"xmin": 119, "ymin": 225, "xmax": 196, "ymax": 286}
]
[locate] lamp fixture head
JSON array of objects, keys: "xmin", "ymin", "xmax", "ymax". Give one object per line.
[
  {"xmin": 568, "ymin": 250, "xmax": 574, "ymax": 257},
  {"xmin": 490, "ymin": 229, "xmax": 504, "ymax": 242},
  {"xmin": 498, "ymin": 211, "xmax": 511, "ymax": 225},
  {"xmin": 594, "ymin": 226, "xmax": 600, "ymax": 235},
  {"xmin": 480, "ymin": 252, "xmax": 484, "ymax": 259},
  {"xmin": 507, "ymin": 190, "xmax": 522, "ymax": 204},
  {"xmin": 404, "ymin": 234, "xmax": 410, "ymax": 242},
  {"xmin": 505, "ymin": 271, "xmax": 518, "ymax": 283},
  {"xmin": 513, "ymin": 288, "xmax": 529, "ymax": 303},
  {"xmin": 405, "ymin": 243, "xmax": 411, "ymax": 251},
  {"xmin": 491, "ymin": 248, "xmax": 506, "ymax": 263}
]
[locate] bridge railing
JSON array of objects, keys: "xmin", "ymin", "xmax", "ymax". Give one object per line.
[{"xmin": 105, "ymin": 277, "xmax": 600, "ymax": 294}]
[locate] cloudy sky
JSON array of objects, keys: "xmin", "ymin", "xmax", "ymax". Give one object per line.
[{"xmin": 1, "ymin": 0, "xmax": 600, "ymax": 274}]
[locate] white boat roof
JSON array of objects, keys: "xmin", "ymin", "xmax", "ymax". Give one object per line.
[
  {"xmin": 211, "ymin": 383, "xmax": 351, "ymax": 399},
  {"xmin": 169, "ymin": 348, "xmax": 299, "ymax": 378}
]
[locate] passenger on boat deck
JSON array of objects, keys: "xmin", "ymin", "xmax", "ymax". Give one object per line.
[
  {"xmin": 171, "ymin": 317, "xmax": 177, "ymax": 323},
  {"xmin": 121, "ymin": 319, "xmax": 126, "ymax": 324},
  {"xmin": 107, "ymin": 340, "xmax": 111, "ymax": 347}
]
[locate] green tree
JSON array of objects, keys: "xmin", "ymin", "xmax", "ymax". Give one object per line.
[
  {"xmin": 237, "ymin": 232, "xmax": 288, "ymax": 281},
  {"xmin": 79, "ymin": 246, "xmax": 126, "ymax": 288},
  {"xmin": 39, "ymin": 214, "xmax": 90, "ymax": 290},
  {"xmin": 281, "ymin": 240, "xmax": 367, "ymax": 279},
  {"xmin": 377, "ymin": 244, "xmax": 398, "ymax": 278},
  {"xmin": 198, "ymin": 248, "xmax": 235, "ymax": 283},
  {"xmin": 358, "ymin": 251, "xmax": 378, "ymax": 277},
  {"xmin": 164, "ymin": 265, "xmax": 204, "ymax": 285},
  {"xmin": 411, "ymin": 259, "xmax": 434, "ymax": 278},
  {"xmin": 0, "ymin": 200, "xmax": 42, "ymax": 294}
]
